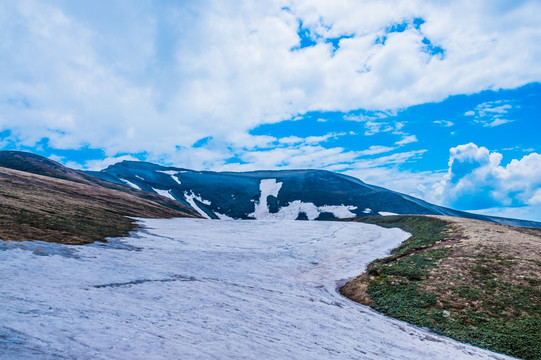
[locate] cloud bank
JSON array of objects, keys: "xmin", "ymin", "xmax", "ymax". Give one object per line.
[
  {"xmin": 432, "ymin": 143, "xmax": 541, "ymax": 220},
  {"xmin": 0, "ymin": 0, "xmax": 540, "ymax": 166}
]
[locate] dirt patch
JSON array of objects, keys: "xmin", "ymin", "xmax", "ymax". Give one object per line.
[
  {"xmin": 0, "ymin": 166, "xmax": 200, "ymax": 244},
  {"xmin": 340, "ymin": 273, "xmax": 373, "ymax": 306}
]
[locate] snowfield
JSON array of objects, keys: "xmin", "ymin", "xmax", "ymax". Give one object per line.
[
  {"xmin": 249, "ymin": 179, "xmax": 357, "ymax": 220},
  {"xmin": 0, "ymin": 219, "xmax": 513, "ymax": 359}
]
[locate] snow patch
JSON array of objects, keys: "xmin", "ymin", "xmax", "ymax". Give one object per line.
[
  {"xmin": 318, "ymin": 205, "xmax": 357, "ymax": 218},
  {"xmin": 379, "ymin": 211, "xmax": 398, "ymax": 216},
  {"xmin": 363, "ymin": 208, "xmax": 372, "ymax": 214},
  {"xmin": 152, "ymin": 188, "xmax": 176, "ymax": 201},
  {"xmin": 249, "ymin": 179, "xmax": 357, "ymax": 220},
  {"xmin": 120, "ymin": 178, "xmax": 141, "ymax": 190},
  {"xmin": 260, "ymin": 178, "xmax": 282, "ymax": 198},
  {"xmin": 156, "ymin": 170, "xmax": 182, "ymax": 185},
  {"xmin": 135, "ymin": 175, "xmax": 144, "ymax": 180},
  {"xmin": 184, "ymin": 191, "xmax": 212, "ymax": 219},
  {"xmin": 156, "ymin": 170, "xmax": 177, "ymax": 176},
  {"xmin": 214, "ymin": 212, "xmax": 235, "ymax": 220}
]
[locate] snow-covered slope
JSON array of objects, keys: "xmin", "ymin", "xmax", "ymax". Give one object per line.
[
  {"xmin": 0, "ymin": 219, "xmax": 513, "ymax": 359},
  {"xmin": 87, "ymin": 161, "xmax": 541, "ymax": 227}
]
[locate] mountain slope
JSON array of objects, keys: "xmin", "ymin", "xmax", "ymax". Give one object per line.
[
  {"xmin": 0, "ymin": 153, "xmax": 200, "ymax": 244},
  {"xmin": 0, "ymin": 151, "xmax": 200, "ymax": 217},
  {"xmin": 88, "ymin": 160, "xmax": 541, "ymax": 228}
]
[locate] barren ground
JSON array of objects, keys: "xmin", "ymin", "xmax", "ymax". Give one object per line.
[
  {"xmin": 0, "ymin": 166, "xmax": 198, "ymax": 244},
  {"xmin": 341, "ymin": 215, "xmax": 541, "ymax": 360}
]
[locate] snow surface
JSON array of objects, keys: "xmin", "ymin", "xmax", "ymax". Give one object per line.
[
  {"xmin": 156, "ymin": 170, "xmax": 178, "ymax": 176},
  {"xmin": 119, "ymin": 178, "xmax": 141, "ymax": 190},
  {"xmin": 363, "ymin": 208, "xmax": 372, "ymax": 214},
  {"xmin": 214, "ymin": 212, "xmax": 235, "ymax": 220},
  {"xmin": 250, "ymin": 179, "xmax": 358, "ymax": 220},
  {"xmin": 319, "ymin": 205, "xmax": 357, "ymax": 218},
  {"xmin": 156, "ymin": 170, "xmax": 181, "ymax": 184},
  {"xmin": 0, "ymin": 219, "xmax": 514, "ymax": 359},
  {"xmin": 184, "ymin": 191, "xmax": 212, "ymax": 219},
  {"xmin": 379, "ymin": 212, "xmax": 398, "ymax": 216},
  {"xmin": 152, "ymin": 187, "xmax": 176, "ymax": 201}
]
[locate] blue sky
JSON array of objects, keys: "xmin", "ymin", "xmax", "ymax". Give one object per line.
[{"xmin": 1, "ymin": 0, "xmax": 540, "ymax": 221}]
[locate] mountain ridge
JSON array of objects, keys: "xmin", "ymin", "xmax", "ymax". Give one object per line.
[
  {"xmin": 0, "ymin": 151, "xmax": 200, "ymax": 244},
  {"xmin": 1, "ymin": 150, "xmax": 538, "ymax": 229},
  {"xmin": 88, "ymin": 158, "xmax": 541, "ymax": 228}
]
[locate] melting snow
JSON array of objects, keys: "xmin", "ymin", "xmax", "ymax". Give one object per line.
[
  {"xmin": 156, "ymin": 170, "xmax": 181, "ymax": 185},
  {"xmin": 152, "ymin": 187, "xmax": 176, "ymax": 201},
  {"xmin": 379, "ymin": 212, "xmax": 398, "ymax": 216},
  {"xmin": 250, "ymin": 179, "xmax": 357, "ymax": 220},
  {"xmin": 119, "ymin": 178, "xmax": 141, "ymax": 190},
  {"xmin": 0, "ymin": 219, "xmax": 513, "ymax": 360},
  {"xmin": 184, "ymin": 191, "xmax": 212, "ymax": 219},
  {"xmin": 214, "ymin": 212, "xmax": 235, "ymax": 220},
  {"xmin": 318, "ymin": 205, "xmax": 357, "ymax": 218},
  {"xmin": 156, "ymin": 170, "xmax": 178, "ymax": 176}
]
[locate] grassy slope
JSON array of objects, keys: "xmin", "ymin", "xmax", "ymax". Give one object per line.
[
  {"xmin": 340, "ymin": 215, "xmax": 541, "ymax": 360},
  {"xmin": 0, "ymin": 166, "xmax": 199, "ymax": 245}
]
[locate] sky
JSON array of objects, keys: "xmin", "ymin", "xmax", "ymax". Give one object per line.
[{"xmin": 1, "ymin": 0, "xmax": 540, "ymax": 221}]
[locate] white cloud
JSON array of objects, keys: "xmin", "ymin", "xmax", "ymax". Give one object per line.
[
  {"xmin": 433, "ymin": 120, "xmax": 454, "ymax": 127},
  {"xmin": 358, "ymin": 145, "xmax": 396, "ymax": 156},
  {"xmin": 395, "ymin": 135, "xmax": 418, "ymax": 146},
  {"xmin": 83, "ymin": 155, "xmax": 141, "ymax": 171},
  {"xmin": 430, "ymin": 143, "xmax": 541, "ymax": 220},
  {"xmin": 0, "ymin": 0, "xmax": 539, "ymax": 167},
  {"xmin": 278, "ymin": 132, "xmax": 345, "ymax": 146},
  {"xmin": 530, "ymin": 189, "xmax": 541, "ymax": 205},
  {"xmin": 464, "ymin": 101, "xmax": 514, "ymax": 127}
]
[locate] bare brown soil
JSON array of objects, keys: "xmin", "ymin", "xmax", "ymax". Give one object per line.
[
  {"xmin": 423, "ymin": 216, "xmax": 541, "ymax": 315},
  {"xmin": 341, "ymin": 215, "xmax": 541, "ymax": 359},
  {"xmin": 0, "ymin": 166, "xmax": 200, "ymax": 244},
  {"xmin": 342, "ymin": 215, "xmax": 541, "ymax": 307}
]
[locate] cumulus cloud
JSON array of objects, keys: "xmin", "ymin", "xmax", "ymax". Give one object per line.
[
  {"xmin": 432, "ymin": 143, "xmax": 541, "ymax": 217},
  {"xmin": 0, "ymin": 0, "xmax": 540, "ymax": 169}
]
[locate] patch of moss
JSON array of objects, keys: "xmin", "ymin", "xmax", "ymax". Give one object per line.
[
  {"xmin": 351, "ymin": 215, "xmax": 450, "ymax": 258},
  {"xmin": 345, "ymin": 216, "xmax": 541, "ymax": 360}
]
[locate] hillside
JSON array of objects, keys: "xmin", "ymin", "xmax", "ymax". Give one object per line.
[
  {"xmin": 340, "ymin": 215, "xmax": 541, "ymax": 360},
  {"xmin": 0, "ymin": 165, "xmax": 200, "ymax": 244},
  {"xmin": 0, "ymin": 151, "xmax": 204, "ymax": 214},
  {"xmin": 87, "ymin": 159, "xmax": 541, "ymax": 228}
]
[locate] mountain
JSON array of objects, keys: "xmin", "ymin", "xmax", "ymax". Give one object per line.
[
  {"xmin": 0, "ymin": 151, "xmax": 200, "ymax": 217},
  {"xmin": 87, "ymin": 160, "xmax": 541, "ymax": 228},
  {"xmin": 0, "ymin": 152, "xmax": 200, "ymax": 244}
]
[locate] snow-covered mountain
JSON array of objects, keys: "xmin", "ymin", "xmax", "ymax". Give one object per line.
[{"xmin": 88, "ymin": 160, "xmax": 541, "ymax": 228}]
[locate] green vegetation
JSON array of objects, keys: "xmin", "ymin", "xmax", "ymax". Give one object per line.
[{"xmin": 342, "ymin": 215, "xmax": 541, "ymax": 360}]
